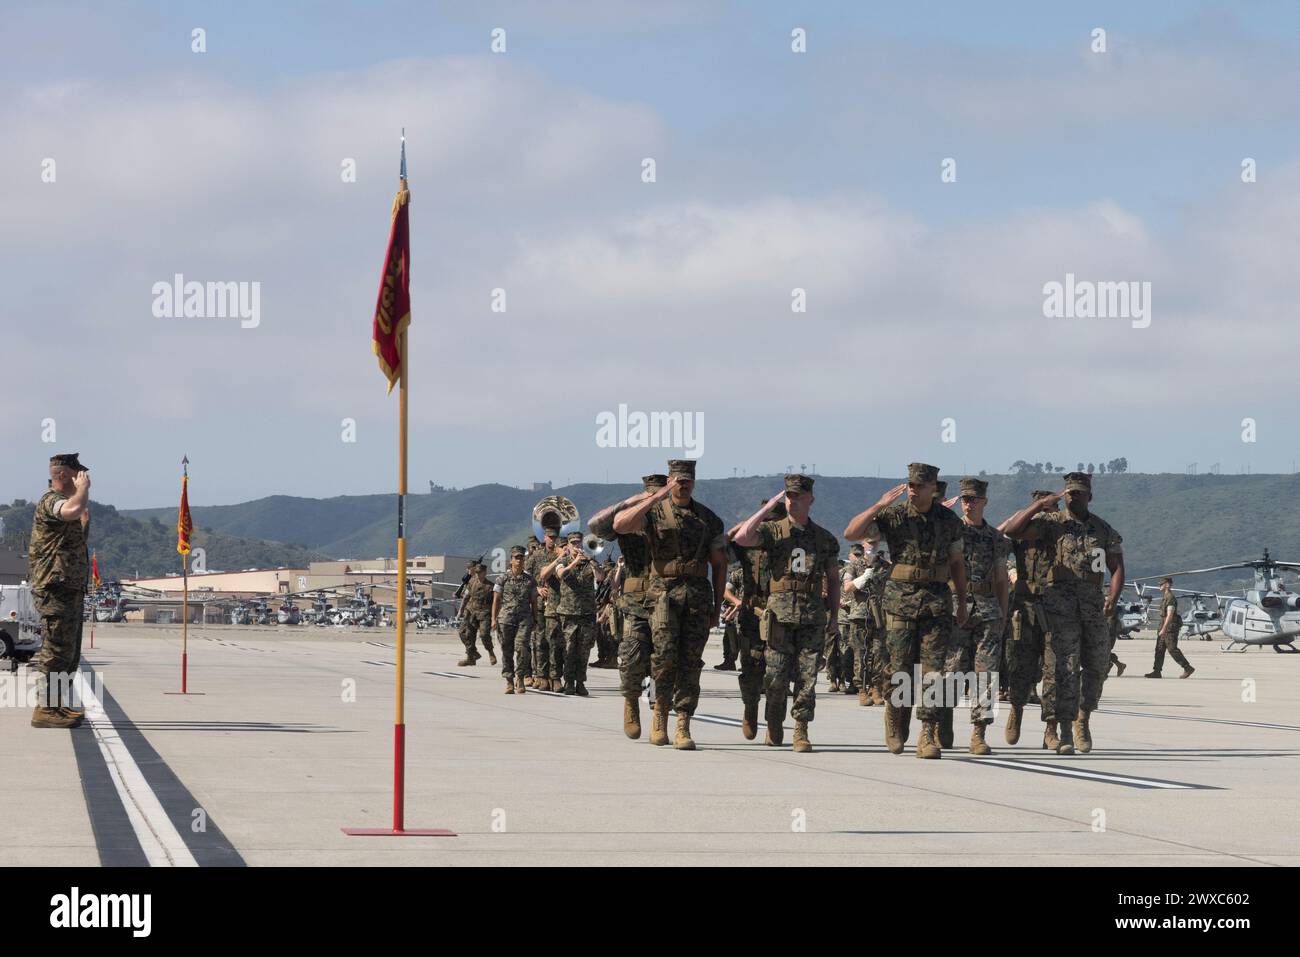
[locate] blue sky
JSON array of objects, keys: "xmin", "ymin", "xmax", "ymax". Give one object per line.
[{"xmin": 3, "ymin": 1, "xmax": 1299, "ymax": 507}]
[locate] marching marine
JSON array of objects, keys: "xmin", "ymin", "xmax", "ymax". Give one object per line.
[
  {"xmin": 456, "ymin": 561, "xmax": 497, "ymax": 667},
  {"xmin": 941, "ymin": 478, "xmax": 1010, "ymax": 755},
  {"xmin": 588, "ymin": 474, "xmax": 671, "ymax": 739},
  {"xmin": 613, "ymin": 459, "xmax": 728, "ymax": 751},
  {"xmin": 733, "ymin": 474, "xmax": 840, "ymax": 752},
  {"xmin": 491, "ymin": 545, "xmax": 539, "ymax": 694},
  {"xmin": 1003, "ymin": 472, "xmax": 1125, "ymax": 755},
  {"xmin": 844, "ymin": 464, "xmax": 968, "ymax": 759}
]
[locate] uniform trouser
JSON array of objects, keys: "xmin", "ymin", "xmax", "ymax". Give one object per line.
[
  {"xmin": 594, "ymin": 612, "xmax": 616, "ymax": 663},
  {"xmin": 721, "ymin": 620, "xmax": 738, "ymax": 664},
  {"xmin": 1152, "ymin": 626, "xmax": 1191, "ymax": 672},
  {"xmin": 619, "ymin": 610, "xmax": 656, "ymax": 697},
  {"xmin": 530, "ymin": 609, "xmax": 549, "ymax": 677},
  {"xmin": 846, "ymin": 619, "xmax": 870, "ymax": 690},
  {"xmin": 737, "ymin": 607, "xmax": 766, "ymax": 708},
  {"xmin": 33, "ymin": 586, "xmax": 84, "ymax": 709},
  {"xmin": 497, "ymin": 616, "xmax": 531, "ymax": 681},
  {"xmin": 650, "ymin": 579, "xmax": 712, "ymax": 716},
  {"xmin": 885, "ymin": 611, "xmax": 951, "ymax": 722},
  {"xmin": 542, "ymin": 614, "xmax": 564, "ymax": 680},
  {"xmin": 561, "ymin": 613, "xmax": 597, "ymax": 684},
  {"xmin": 864, "ymin": 617, "xmax": 888, "ymax": 692},
  {"xmin": 1040, "ymin": 586, "xmax": 1110, "ymax": 722},
  {"xmin": 944, "ymin": 614, "xmax": 1004, "ymax": 725},
  {"xmin": 1008, "ymin": 601, "xmax": 1047, "ymax": 712},
  {"xmin": 763, "ymin": 613, "xmax": 823, "ymax": 723},
  {"xmin": 822, "ymin": 630, "xmax": 843, "ymax": 681},
  {"xmin": 458, "ymin": 612, "xmax": 494, "ymax": 659}
]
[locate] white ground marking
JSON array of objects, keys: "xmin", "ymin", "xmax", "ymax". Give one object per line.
[{"xmin": 74, "ymin": 670, "xmax": 198, "ymax": 866}]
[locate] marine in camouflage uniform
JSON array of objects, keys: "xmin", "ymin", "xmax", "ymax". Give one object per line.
[
  {"xmin": 941, "ymin": 477, "xmax": 1011, "ymax": 755},
  {"xmin": 845, "ymin": 463, "xmax": 968, "ymax": 760},
  {"xmin": 492, "ymin": 545, "xmax": 538, "ymax": 693},
  {"xmin": 841, "ymin": 544, "xmax": 872, "ymax": 705},
  {"xmin": 524, "ymin": 534, "xmax": 561, "ymax": 689},
  {"xmin": 735, "ymin": 475, "xmax": 840, "ymax": 752},
  {"xmin": 1147, "ymin": 579, "xmax": 1194, "ymax": 678},
  {"xmin": 1004, "ymin": 490, "xmax": 1055, "ymax": 745},
  {"xmin": 554, "ymin": 531, "xmax": 600, "ymax": 695},
  {"xmin": 612, "ymin": 459, "xmax": 728, "ymax": 750},
  {"xmin": 1004, "ymin": 471, "xmax": 1124, "ymax": 755},
  {"xmin": 456, "ymin": 563, "xmax": 497, "ymax": 666},
  {"xmin": 727, "ymin": 499, "xmax": 782, "ymax": 740},
  {"xmin": 588, "ymin": 474, "xmax": 672, "ymax": 739},
  {"xmin": 29, "ymin": 453, "xmax": 92, "ymax": 728}
]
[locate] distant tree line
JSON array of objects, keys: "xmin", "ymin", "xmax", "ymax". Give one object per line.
[{"xmin": 1009, "ymin": 458, "xmax": 1128, "ymax": 476}]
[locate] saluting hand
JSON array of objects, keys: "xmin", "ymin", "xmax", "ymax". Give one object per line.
[
  {"xmin": 942, "ymin": 496, "xmax": 960, "ymax": 509},
  {"xmin": 877, "ymin": 483, "xmax": 907, "ymax": 509},
  {"xmin": 1037, "ymin": 491, "xmax": 1063, "ymax": 510},
  {"xmin": 74, "ymin": 470, "xmax": 91, "ymax": 494}
]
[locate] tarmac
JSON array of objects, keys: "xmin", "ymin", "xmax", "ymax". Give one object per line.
[{"xmin": 2, "ymin": 622, "xmax": 1297, "ymax": 866}]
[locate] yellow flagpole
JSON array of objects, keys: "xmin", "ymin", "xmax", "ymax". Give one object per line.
[{"xmin": 394, "ymin": 329, "xmax": 408, "ymax": 830}]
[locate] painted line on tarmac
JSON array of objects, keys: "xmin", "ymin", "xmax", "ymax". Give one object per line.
[
  {"xmin": 424, "ymin": 670, "xmax": 478, "ymax": 680},
  {"xmin": 692, "ymin": 712, "xmax": 744, "ymax": 727},
  {"xmin": 362, "ymin": 659, "xmax": 395, "ymax": 667},
  {"xmin": 76, "ymin": 664, "xmax": 245, "ymax": 866},
  {"xmin": 1097, "ymin": 707, "xmax": 1300, "ymax": 733},
  {"xmin": 953, "ymin": 756, "xmax": 1215, "ymax": 790}
]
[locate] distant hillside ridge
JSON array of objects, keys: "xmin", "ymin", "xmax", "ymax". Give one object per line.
[{"xmin": 119, "ymin": 473, "xmax": 1300, "ymax": 587}]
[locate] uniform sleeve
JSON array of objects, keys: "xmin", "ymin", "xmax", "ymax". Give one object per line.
[
  {"xmin": 945, "ymin": 513, "xmax": 964, "ymax": 559},
  {"xmin": 588, "ymin": 508, "xmax": 618, "ymax": 541},
  {"xmin": 823, "ymin": 531, "xmax": 841, "ymax": 567},
  {"xmin": 1103, "ymin": 521, "xmax": 1124, "ymax": 554},
  {"xmin": 993, "ymin": 533, "xmax": 1012, "ymax": 564},
  {"xmin": 40, "ymin": 493, "xmax": 66, "ymax": 522},
  {"xmin": 493, "ymin": 576, "xmax": 504, "ymax": 594}
]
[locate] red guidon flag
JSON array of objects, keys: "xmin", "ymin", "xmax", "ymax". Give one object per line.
[
  {"xmin": 91, "ymin": 551, "xmax": 100, "ymax": 589},
  {"xmin": 372, "ymin": 177, "xmax": 411, "ymax": 392},
  {"xmin": 177, "ymin": 474, "xmax": 193, "ymax": 556}
]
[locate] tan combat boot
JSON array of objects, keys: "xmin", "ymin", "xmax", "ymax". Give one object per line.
[
  {"xmin": 858, "ymin": 688, "xmax": 871, "ymax": 707},
  {"xmin": 456, "ymin": 656, "xmax": 476, "ymax": 667},
  {"xmin": 870, "ymin": 685, "xmax": 884, "ymax": 706},
  {"xmin": 969, "ymin": 724, "xmax": 992, "ymax": 756},
  {"xmin": 916, "ymin": 720, "xmax": 942, "ymax": 759},
  {"xmin": 504, "ymin": 678, "xmax": 515, "ymax": 694},
  {"xmin": 515, "ymin": 677, "xmax": 526, "ymax": 695},
  {"xmin": 1042, "ymin": 721, "xmax": 1060, "ymax": 751},
  {"xmin": 741, "ymin": 701, "xmax": 758, "ymax": 740},
  {"xmin": 792, "ymin": 720, "xmax": 813, "ymax": 753},
  {"xmin": 649, "ymin": 698, "xmax": 670, "ymax": 746},
  {"xmin": 764, "ymin": 719, "xmax": 784, "ymax": 747},
  {"xmin": 673, "ymin": 713, "xmax": 696, "ymax": 750},
  {"xmin": 938, "ymin": 709, "xmax": 955, "ymax": 749},
  {"xmin": 1005, "ymin": 703, "xmax": 1022, "ymax": 745},
  {"xmin": 1073, "ymin": 710, "xmax": 1092, "ymax": 753},
  {"xmin": 488, "ymin": 650, "xmax": 498, "ymax": 666},
  {"xmin": 623, "ymin": 697, "xmax": 641, "ymax": 739},
  {"xmin": 524, "ymin": 676, "xmax": 536, "ymax": 688},
  {"xmin": 1056, "ymin": 719, "xmax": 1075, "ymax": 755},
  {"xmin": 31, "ymin": 707, "xmax": 78, "ymax": 729},
  {"xmin": 884, "ymin": 704, "xmax": 904, "ymax": 754}
]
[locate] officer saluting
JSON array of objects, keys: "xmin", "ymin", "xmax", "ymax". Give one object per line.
[{"xmin": 29, "ymin": 453, "xmax": 92, "ymax": 728}]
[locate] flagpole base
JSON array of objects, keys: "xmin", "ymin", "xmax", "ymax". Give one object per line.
[{"xmin": 341, "ymin": 827, "xmax": 457, "ymax": 837}]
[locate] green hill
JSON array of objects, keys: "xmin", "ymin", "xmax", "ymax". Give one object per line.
[
  {"xmin": 117, "ymin": 473, "xmax": 1300, "ymax": 590},
  {"xmin": 0, "ymin": 498, "xmax": 326, "ymax": 580}
]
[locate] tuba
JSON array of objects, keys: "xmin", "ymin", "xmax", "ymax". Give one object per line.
[{"xmin": 533, "ymin": 495, "xmax": 581, "ymax": 543}]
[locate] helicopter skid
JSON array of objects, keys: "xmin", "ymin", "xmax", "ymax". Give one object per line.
[{"xmin": 1271, "ymin": 641, "xmax": 1299, "ymax": 653}]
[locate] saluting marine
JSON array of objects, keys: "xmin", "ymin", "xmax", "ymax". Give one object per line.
[
  {"xmin": 1003, "ymin": 471, "xmax": 1125, "ymax": 755},
  {"xmin": 1000, "ymin": 490, "xmax": 1054, "ymax": 745},
  {"xmin": 726, "ymin": 498, "xmax": 784, "ymax": 740},
  {"xmin": 588, "ymin": 474, "xmax": 671, "ymax": 739},
  {"xmin": 733, "ymin": 474, "xmax": 840, "ymax": 752},
  {"xmin": 456, "ymin": 561, "xmax": 498, "ymax": 667},
  {"xmin": 941, "ymin": 477, "xmax": 1011, "ymax": 755},
  {"xmin": 844, "ymin": 464, "xmax": 968, "ymax": 760},
  {"xmin": 29, "ymin": 453, "xmax": 93, "ymax": 728},
  {"xmin": 613, "ymin": 459, "xmax": 727, "ymax": 751}
]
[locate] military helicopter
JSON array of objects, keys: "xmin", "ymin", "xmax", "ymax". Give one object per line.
[
  {"xmin": 276, "ymin": 597, "xmax": 301, "ymax": 625},
  {"xmin": 88, "ymin": 581, "xmax": 139, "ymax": 623},
  {"xmin": 1129, "ymin": 584, "xmax": 1223, "ymax": 640},
  {"xmin": 1133, "ymin": 550, "xmax": 1300, "ymax": 652}
]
